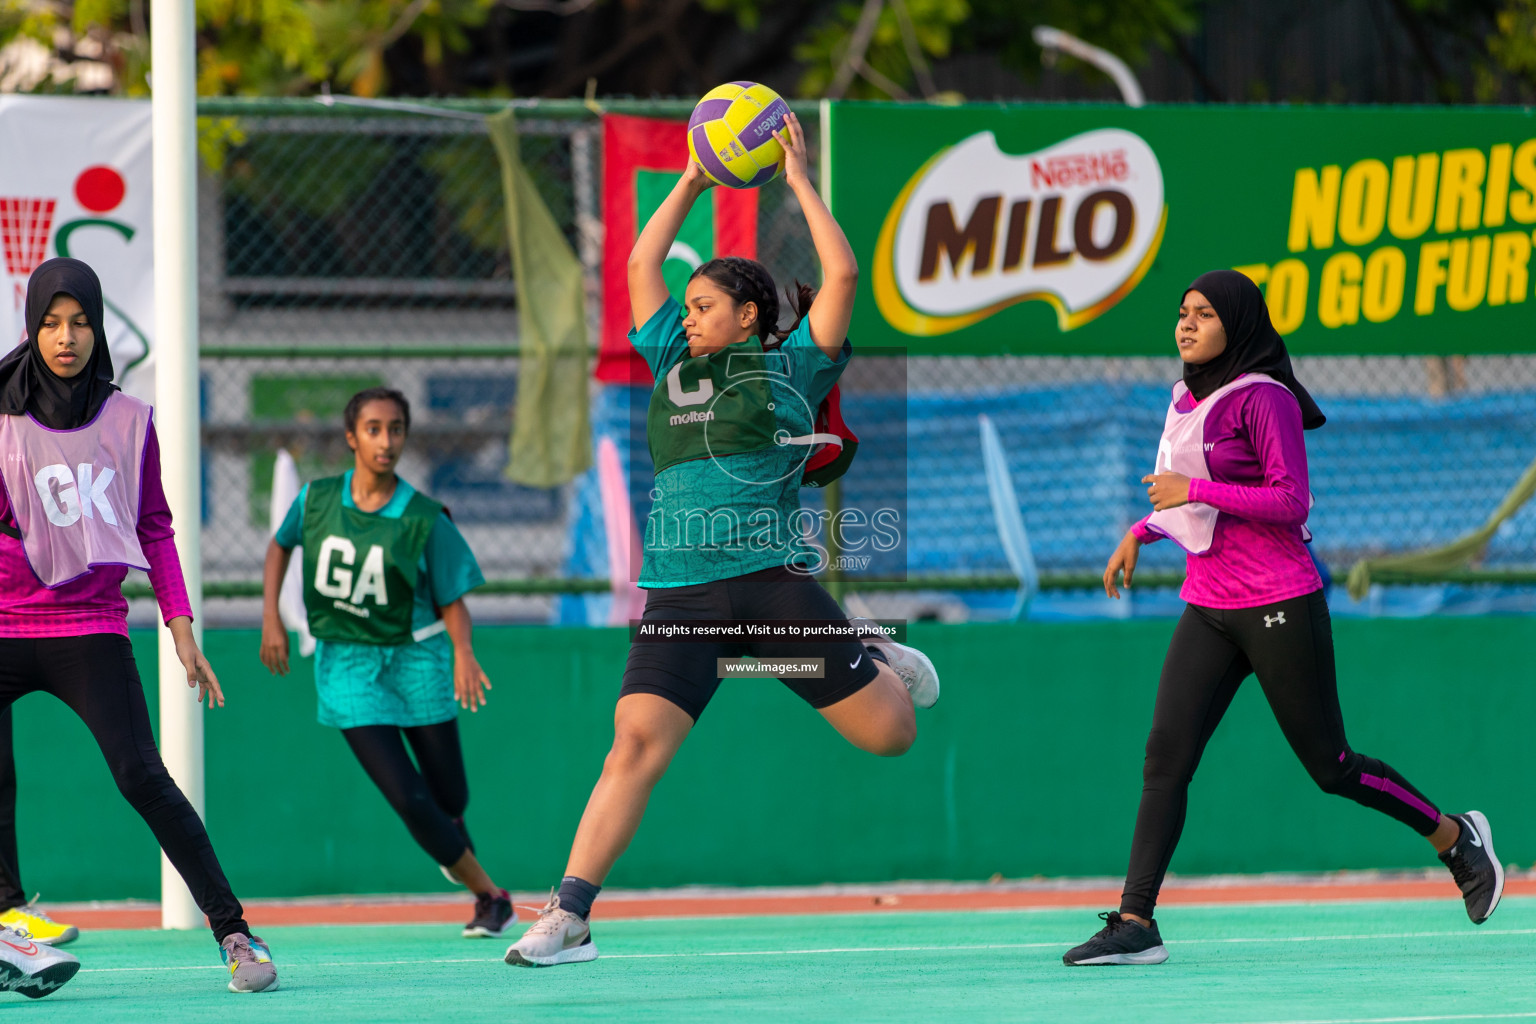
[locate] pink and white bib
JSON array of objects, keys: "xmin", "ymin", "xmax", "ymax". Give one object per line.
[
  {"xmin": 0, "ymin": 392, "xmax": 150, "ymax": 587},
  {"xmin": 1145, "ymin": 373, "xmax": 1298, "ymax": 555}
]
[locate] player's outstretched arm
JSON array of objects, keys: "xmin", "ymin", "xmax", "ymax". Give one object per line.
[
  {"xmin": 776, "ymin": 112, "xmax": 856, "ymax": 360},
  {"xmin": 628, "ymin": 162, "xmax": 713, "ymax": 330}
]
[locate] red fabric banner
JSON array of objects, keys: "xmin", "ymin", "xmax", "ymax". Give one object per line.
[{"xmin": 597, "ymin": 114, "xmax": 758, "ymax": 384}]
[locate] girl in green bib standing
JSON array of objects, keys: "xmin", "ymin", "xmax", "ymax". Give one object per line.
[
  {"xmin": 504, "ymin": 111, "xmax": 941, "ymax": 968},
  {"xmin": 259, "ymin": 387, "xmax": 513, "ymax": 938}
]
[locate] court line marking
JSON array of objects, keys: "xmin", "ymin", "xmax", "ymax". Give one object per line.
[
  {"xmin": 1174, "ymin": 927, "xmax": 1536, "ymax": 945},
  {"xmin": 606, "ymin": 928, "xmax": 1536, "ymax": 958},
  {"xmin": 81, "ymin": 959, "xmax": 492, "ymax": 973},
  {"xmin": 1207, "ymin": 1015, "xmax": 1536, "ymax": 1024},
  {"xmin": 75, "ymin": 927, "xmax": 1536, "ymax": 972},
  {"xmin": 609, "ymin": 943, "xmax": 1064, "ymax": 958},
  {"xmin": 542, "ymin": 895, "xmax": 1536, "ymax": 924}
]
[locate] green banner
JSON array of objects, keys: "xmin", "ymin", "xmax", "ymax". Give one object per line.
[
  {"xmin": 823, "ymin": 101, "xmax": 1536, "ymax": 355},
  {"xmin": 638, "ymin": 169, "xmax": 715, "ymax": 299}
]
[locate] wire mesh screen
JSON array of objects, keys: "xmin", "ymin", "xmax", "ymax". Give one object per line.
[
  {"xmin": 189, "ymin": 101, "xmax": 1536, "ymax": 623},
  {"xmin": 204, "ymin": 113, "xmax": 585, "ymax": 319},
  {"xmin": 200, "ymin": 353, "xmax": 560, "ymax": 579},
  {"xmin": 900, "ymin": 354, "xmax": 1536, "ymax": 582}
]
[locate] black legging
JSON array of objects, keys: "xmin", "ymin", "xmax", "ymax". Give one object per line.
[
  {"xmin": 341, "ymin": 721, "xmax": 473, "ymax": 868},
  {"xmin": 0, "ymin": 635, "xmax": 249, "ymax": 941},
  {"xmin": 1121, "ymin": 589, "xmax": 1441, "ymax": 920}
]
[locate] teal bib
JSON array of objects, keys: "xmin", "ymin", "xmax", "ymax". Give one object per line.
[{"xmin": 301, "ymin": 476, "xmax": 442, "ymax": 645}]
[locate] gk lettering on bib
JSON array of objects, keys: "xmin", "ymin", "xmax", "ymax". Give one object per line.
[{"xmin": 0, "ymin": 392, "xmax": 150, "ymax": 587}]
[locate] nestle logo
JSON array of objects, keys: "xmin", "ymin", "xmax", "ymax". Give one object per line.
[{"xmin": 1030, "ymin": 150, "xmax": 1129, "ymax": 189}]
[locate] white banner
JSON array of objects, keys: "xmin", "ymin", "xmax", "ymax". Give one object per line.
[
  {"xmin": 875, "ymin": 128, "xmax": 1165, "ymax": 337},
  {"xmin": 0, "ymin": 97, "xmax": 154, "ymax": 400}
]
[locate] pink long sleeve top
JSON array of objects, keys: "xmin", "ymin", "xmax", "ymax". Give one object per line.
[
  {"xmin": 0, "ymin": 420, "xmax": 193, "ymax": 637},
  {"xmin": 1132, "ymin": 384, "xmax": 1322, "ymax": 609}
]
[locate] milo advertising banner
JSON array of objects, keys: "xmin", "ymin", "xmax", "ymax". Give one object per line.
[{"xmin": 823, "ymin": 102, "xmax": 1536, "ymax": 354}]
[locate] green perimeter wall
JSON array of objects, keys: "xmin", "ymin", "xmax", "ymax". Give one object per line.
[{"xmin": 16, "ymin": 618, "xmax": 1533, "ymax": 902}]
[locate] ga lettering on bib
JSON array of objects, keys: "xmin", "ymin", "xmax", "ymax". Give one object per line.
[{"xmin": 300, "ymin": 476, "xmax": 442, "ymax": 644}]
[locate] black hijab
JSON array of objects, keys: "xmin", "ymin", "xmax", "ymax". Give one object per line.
[
  {"xmin": 0, "ymin": 258, "xmax": 118, "ymax": 430},
  {"xmin": 1180, "ymin": 269, "xmax": 1324, "ymax": 430}
]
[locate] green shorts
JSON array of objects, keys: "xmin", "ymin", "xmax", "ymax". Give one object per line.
[{"xmin": 312, "ymin": 631, "xmax": 456, "ymax": 729}]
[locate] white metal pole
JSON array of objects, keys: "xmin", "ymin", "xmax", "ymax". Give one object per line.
[
  {"xmin": 1032, "ymin": 26, "xmax": 1146, "ymax": 108},
  {"xmin": 151, "ymin": 0, "xmax": 204, "ymax": 932}
]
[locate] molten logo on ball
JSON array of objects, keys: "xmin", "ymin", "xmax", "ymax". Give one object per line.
[
  {"xmin": 687, "ymin": 82, "xmax": 789, "ymax": 190},
  {"xmin": 873, "ymin": 128, "xmax": 1167, "ymax": 336}
]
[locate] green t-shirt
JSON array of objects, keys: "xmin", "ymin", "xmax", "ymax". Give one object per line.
[
  {"xmin": 275, "ymin": 471, "xmax": 484, "ymax": 631},
  {"xmin": 630, "ymin": 297, "xmax": 850, "ymax": 588}
]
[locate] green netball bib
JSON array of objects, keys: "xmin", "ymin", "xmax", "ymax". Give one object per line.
[
  {"xmin": 646, "ymin": 338, "xmax": 780, "ymax": 475},
  {"xmin": 301, "ymin": 476, "xmax": 442, "ymax": 645}
]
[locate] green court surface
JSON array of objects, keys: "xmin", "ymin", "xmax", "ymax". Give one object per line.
[{"xmin": 21, "ymin": 899, "xmax": 1535, "ymax": 1023}]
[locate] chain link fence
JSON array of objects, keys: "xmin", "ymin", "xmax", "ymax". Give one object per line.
[{"xmin": 185, "ymin": 98, "xmax": 1536, "ymax": 625}]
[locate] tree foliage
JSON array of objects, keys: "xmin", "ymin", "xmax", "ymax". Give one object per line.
[
  {"xmin": 1489, "ymin": 0, "xmax": 1536, "ymax": 92},
  {"xmin": 0, "ymin": 0, "xmax": 1531, "ymax": 102},
  {"xmin": 0, "ymin": 0, "xmax": 492, "ymax": 96},
  {"xmin": 794, "ymin": 0, "xmax": 969, "ymax": 100},
  {"xmin": 961, "ymin": 0, "xmax": 1201, "ymax": 88}
]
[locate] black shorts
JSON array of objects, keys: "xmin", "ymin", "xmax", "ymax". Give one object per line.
[{"xmin": 620, "ymin": 566, "xmax": 881, "ymax": 720}]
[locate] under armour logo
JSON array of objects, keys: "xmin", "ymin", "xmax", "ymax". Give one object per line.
[{"xmin": 1264, "ymin": 611, "xmax": 1286, "ymax": 628}]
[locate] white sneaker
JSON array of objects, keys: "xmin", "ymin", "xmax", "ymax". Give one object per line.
[
  {"xmin": 0, "ymin": 925, "xmax": 79, "ymax": 998},
  {"xmin": 504, "ymin": 892, "xmax": 598, "ymax": 967},
  {"xmin": 851, "ymin": 618, "xmax": 940, "ymax": 708}
]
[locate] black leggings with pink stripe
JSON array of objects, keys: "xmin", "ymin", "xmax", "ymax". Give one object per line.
[{"xmin": 1120, "ymin": 588, "xmax": 1441, "ymax": 920}]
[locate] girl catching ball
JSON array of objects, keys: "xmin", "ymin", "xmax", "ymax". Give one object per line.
[{"xmin": 504, "ymin": 111, "xmax": 940, "ymax": 968}]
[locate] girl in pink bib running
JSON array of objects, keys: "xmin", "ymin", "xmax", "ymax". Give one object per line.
[{"xmin": 1063, "ymin": 270, "xmax": 1502, "ymax": 967}]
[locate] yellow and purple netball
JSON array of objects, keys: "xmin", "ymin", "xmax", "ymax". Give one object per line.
[{"xmin": 686, "ymin": 82, "xmax": 789, "ymax": 189}]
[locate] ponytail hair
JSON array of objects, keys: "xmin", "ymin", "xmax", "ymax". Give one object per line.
[{"xmin": 690, "ymin": 256, "xmax": 815, "ymax": 350}]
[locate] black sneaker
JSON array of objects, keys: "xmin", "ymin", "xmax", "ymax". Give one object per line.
[
  {"xmin": 1439, "ymin": 811, "xmax": 1504, "ymax": 924},
  {"xmin": 464, "ymin": 889, "xmax": 515, "ymax": 938},
  {"xmin": 1063, "ymin": 911, "xmax": 1169, "ymax": 966}
]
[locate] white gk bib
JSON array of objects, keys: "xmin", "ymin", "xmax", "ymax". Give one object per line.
[
  {"xmin": 1145, "ymin": 373, "xmax": 1303, "ymax": 555},
  {"xmin": 0, "ymin": 392, "xmax": 150, "ymax": 587}
]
